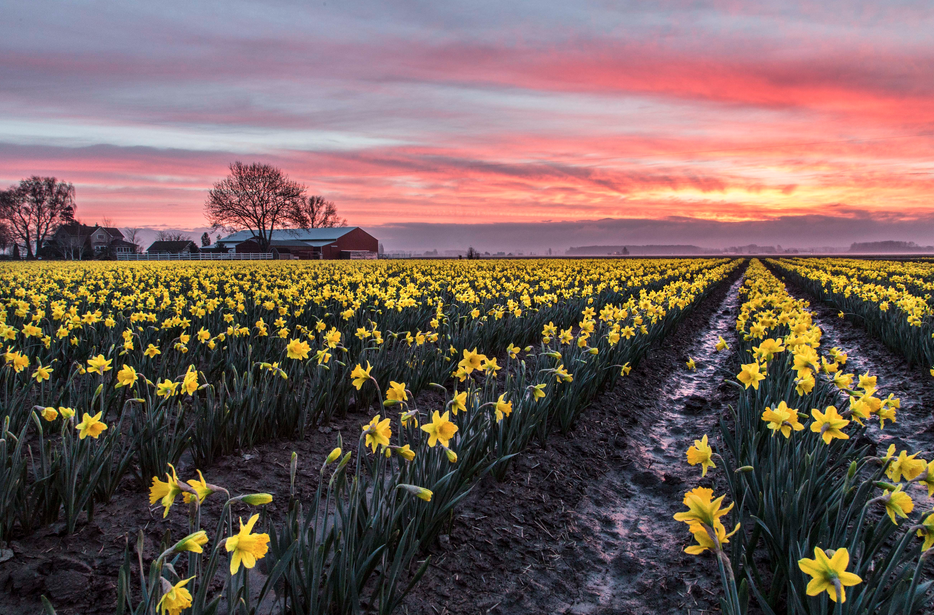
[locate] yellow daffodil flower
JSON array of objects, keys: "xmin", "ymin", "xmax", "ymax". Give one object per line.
[
  {"xmin": 798, "ymin": 547, "xmax": 862, "ymax": 603},
  {"xmin": 157, "ymin": 576, "xmax": 195, "ymax": 615},
  {"xmin": 422, "ymin": 410, "xmax": 458, "ymax": 448},
  {"xmin": 362, "ymin": 415, "xmax": 392, "ymax": 452},
  {"xmin": 225, "ymin": 514, "xmax": 270, "ymax": 575},
  {"xmin": 351, "ymin": 362, "xmax": 372, "ymax": 390},
  {"xmin": 494, "ymin": 394, "xmax": 512, "ymax": 422},
  {"xmin": 76, "ymin": 411, "xmax": 108, "ymax": 439},
  {"xmin": 761, "ymin": 401, "xmax": 804, "ymax": 438},
  {"xmin": 737, "ymin": 362, "xmax": 765, "ymax": 390},
  {"xmin": 87, "ymin": 354, "xmax": 112, "ymax": 375},
  {"xmin": 810, "ymin": 406, "xmax": 849, "ymax": 444},
  {"xmin": 686, "ymin": 434, "xmax": 715, "ymax": 476}
]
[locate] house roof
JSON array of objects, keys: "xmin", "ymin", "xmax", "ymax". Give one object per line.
[
  {"xmin": 56, "ymin": 224, "xmax": 125, "ymax": 240},
  {"xmin": 56, "ymin": 223, "xmax": 95, "ymax": 236},
  {"xmin": 147, "ymin": 240, "xmax": 198, "ymax": 253},
  {"xmin": 218, "ymin": 227, "xmax": 358, "ymax": 244}
]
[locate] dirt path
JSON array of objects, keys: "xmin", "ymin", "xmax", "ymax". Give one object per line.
[
  {"xmin": 771, "ymin": 266, "xmax": 934, "ymax": 456},
  {"xmin": 557, "ymin": 274, "xmax": 744, "ymax": 615},
  {"xmin": 402, "ymin": 267, "xmax": 746, "ymax": 615}
]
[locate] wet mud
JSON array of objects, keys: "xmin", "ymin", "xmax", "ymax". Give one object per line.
[
  {"xmin": 771, "ymin": 266, "xmax": 934, "ymax": 457},
  {"xmin": 402, "ymin": 267, "xmax": 747, "ymax": 615}
]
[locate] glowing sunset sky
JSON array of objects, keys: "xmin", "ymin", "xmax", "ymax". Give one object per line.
[{"xmin": 1, "ymin": 1, "xmax": 933, "ymax": 249}]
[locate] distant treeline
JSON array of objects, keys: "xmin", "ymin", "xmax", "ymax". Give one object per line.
[
  {"xmin": 566, "ymin": 244, "xmax": 719, "ymax": 255},
  {"xmin": 849, "ymin": 241, "xmax": 934, "ymax": 253}
]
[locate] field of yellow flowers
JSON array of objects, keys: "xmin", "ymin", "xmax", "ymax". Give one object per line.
[
  {"xmin": 770, "ymin": 258, "xmax": 934, "ymax": 368},
  {"xmin": 677, "ymin": 260, "xmax": 934, "ymax": 615},
  {"xmin": 1, "ymin": 256, "xmax": 931, "ymax": 615},
  {"xmin": 0, "ymin": 257, "xmax": 739, "ymax": 614}
]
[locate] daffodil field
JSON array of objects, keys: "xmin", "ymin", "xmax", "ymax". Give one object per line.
[
  {"xmin": 679, "ymin": 260, "xmax": 933, "ymax": 614},
  {"xmin": 0, "ymin": 258, "xmax": 748, "ymax": 614},
  {"xmin": 769, "ymin": 258, "xmax": 934, "ymax": 367},
  {"xmin": 3, "ymin": 256, "xmax": 933, "ymax": 614}
]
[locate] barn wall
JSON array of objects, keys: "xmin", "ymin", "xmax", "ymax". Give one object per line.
[
  {"xmin": 334, "ymin": 228, "xmax": 379, "ymax": 253},
  {"xmin": 231, "ymin": 228, "xmax": 379, "ymax": 259},
  {"xmin": 235, "ymin": 240, "xmax": 262, "ymax": 253}
]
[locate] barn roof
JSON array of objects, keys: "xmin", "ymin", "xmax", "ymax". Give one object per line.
[
  {"xmin": 218, "ymin": 227, "xmax": 358, "ymax": 244},
  {"xmin": 147, "ymin": 240, "xmax": 198, "ymax": 253}
]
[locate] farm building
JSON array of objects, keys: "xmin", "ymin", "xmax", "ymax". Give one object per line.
[
  {"xmin": 147, "ymin": 240, "xmax": 200, "ymax": 254},
  {"xmin": 49, "ymin": 224, "xmax": 138, "ymax": 257},
  {"xmin": 215, "ymin": 227, "xmax": 378, "ymax": 259}
]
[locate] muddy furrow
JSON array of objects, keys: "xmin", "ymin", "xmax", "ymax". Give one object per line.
[
  {"xmin": 557, "ymin": 273, "xmax": 745, "ymax": 615},
  {"xmin": 774, "ymin": 268, "xmax": 934, "ymax": 456},
  {"xmin": 401, "ymin": 266, "xmax": 747, "ymax": 615}
]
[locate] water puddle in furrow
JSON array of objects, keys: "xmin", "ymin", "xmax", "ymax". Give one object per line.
[
  {"xmin": 796, "ymin": 294, "xmax": 934, "ymax": 456},
  {"xmin": 562, "ymin": 274, "xmax": 746, "ymax": 614}
]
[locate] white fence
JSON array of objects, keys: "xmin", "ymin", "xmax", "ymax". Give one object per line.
[{"xmin": 117, "ymin": 252, "xmax": 274, "ymax": 261}]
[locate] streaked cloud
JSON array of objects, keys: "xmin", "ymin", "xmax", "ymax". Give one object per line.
[{"xmin": 1, "ymin": 0, "xmax": 933, "ymax": 247}]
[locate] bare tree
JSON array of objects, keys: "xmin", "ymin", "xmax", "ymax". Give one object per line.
[
  {"xmin": 0, "ymin": 220, "xmax": 11, "ymax": 255},
  {"xmin": 59, "ymin": 224, "xmax": 90, "ymax": 260},
  {"xmin": 0, "ymin": 177, "xmax": 76, "ymax": 258},
  {"xmin": 288, "ymin": 195, "xmax": 346, "ymax": 229},
  {"xmin": 123, "ymin": 228, "xmax": 143, "ymax": 253},
  {"xmin": 0, "ymin": 187, "xmax": 32, "ymax": 257},
  {"xmin": 156, "ymin": 230, "xmax": 191, "ymax": 242},
  {"xmin": 205, "ymin": 162, "xmax": 306, "ymax": 252},
  {"xmin": 0, "ymin": 191, "xmax": 15, "ymax": 254},
  {"xmin": 201, "ymin": 232, "xmax": 212, "ymax": 247}
]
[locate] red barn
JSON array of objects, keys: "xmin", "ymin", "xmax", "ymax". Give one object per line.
[{"xmin": 216, "ymin": 227, "xmax": 378, "ymax": 260}]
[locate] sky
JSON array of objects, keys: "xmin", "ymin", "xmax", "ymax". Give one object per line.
[{"xmin": 1, "ymin": 0, "xmax": 933, "ymax": 251}]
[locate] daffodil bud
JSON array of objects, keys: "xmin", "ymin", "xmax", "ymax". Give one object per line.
[
  {"xmin": 241, "ymin": 493, "xmax": 273, "ymax": 506},
  {"xmin": 173, "ymin": 530, "xmax": 209, "ymax": 553},
  {"xmin": 326, "ymin": 447, "xmax": 342, "ymax": 464},
  {"xmin": 848, "ymin": 461, "xmax": 858, "ymax": 479},
  {"xmin": 397, "ymin": 484, "xmax": 433, "ymax": 502},
  {"xmin": 395, "ymin": 444, "xmax": 415, "ymax": 461},
  {"xmin": 734, "ymin": 466, "xmax": 755, "ymax": 473},
  {"xmin": 874, "ymin": 481, "xmax": 897, "ymax": 491},
  {"xmin": 444, "ymin": 447, "xmax": 458, "ymax": 463},
  {"xmin": 336, "ymin": 451, "xmax": 352, "ymax": 470},
  {"xmin": 290, "ymin": 451, "xmax": 298, "ymax": 494}
]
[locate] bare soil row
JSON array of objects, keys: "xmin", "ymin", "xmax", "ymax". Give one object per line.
[{"xmin": 401, "ymin": 268, "xmax": 747, "ymax": 615}]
